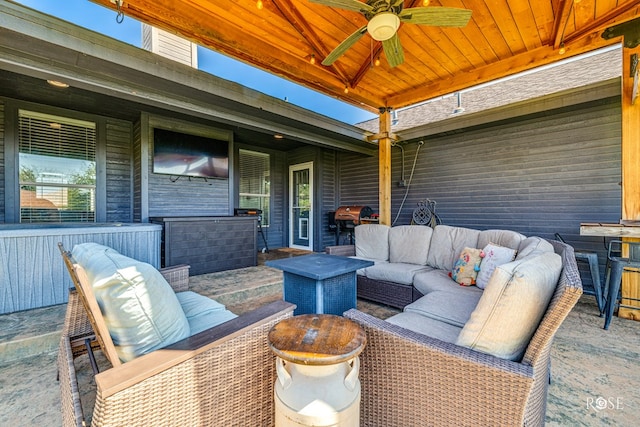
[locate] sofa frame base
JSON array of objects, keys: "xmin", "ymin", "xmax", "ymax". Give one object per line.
[{"xmin": 357, "ymin": 276, "xmax": 423, "ymax": 309}]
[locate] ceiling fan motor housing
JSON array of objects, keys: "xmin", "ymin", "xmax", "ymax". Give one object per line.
[{"xmin": 368, "ymin": 12, "xmax": 400, "ymax": 41}]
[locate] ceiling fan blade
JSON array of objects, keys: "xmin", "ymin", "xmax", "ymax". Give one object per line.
[
  {"xmin": 399, "ymin": 7, "xmax": 472, "ymax": 27},
  {"xmin": 322, "ymin": 26, "xmax": 368, "ymax": 65},
  {"xmin": 382, "ymin": 33, "xmax": 404, "ymax": 68},
  {"xmin": 307, "ymin": 0, "xmax": 373, "ymax": 14}
]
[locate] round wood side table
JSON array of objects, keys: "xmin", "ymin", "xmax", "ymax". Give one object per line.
[{"xmin": 268, "ymin": 314, "xmax": 366, "ymax": 427}]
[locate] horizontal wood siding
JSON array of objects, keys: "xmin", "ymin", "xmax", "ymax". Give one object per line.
[
  {"xmin": 0, "ymin": 101, "xmax": 4, "ymax": 223},
  {"xmin": 320, "ymin": 150, "xmax": 337, "ymax": 250},
  {"xmin": 336, "ymin": 98, "xmax": 621, "ymax": 289},
  {"xmin": 338, "ymin": 152, "xmax": 379, "ymax": 212},
  {"xmin": 267, "ymin": 151, "xmax": 286, "ymax": 249},
  {"xmin": 105, "ymin": 119, "xmax": 133, "ymax": 222},
  {"xmin": 133, "ymin": 119, "xmax": 142, "ymax": 222}
]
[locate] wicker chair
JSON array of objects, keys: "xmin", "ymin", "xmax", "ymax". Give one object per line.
[
  {"xmin": 343, "ymin": 240, "xmax": 582, "ymax": 427},
  {"xmin": 57, "ymin": 243, "xmax": 295, "ymax": 427}
]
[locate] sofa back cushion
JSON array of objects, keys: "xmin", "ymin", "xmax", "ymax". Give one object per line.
[
  {"xmin": 389, "ymin": 225, "xmax": 433, "ymax": 265},
  {"xmin": 477, "ymin": 229, "xmax": 526, "ymax": 251},
  {"xmin": 72, "ymin": 243, "xmax": 191, "ymax": 362},
  {"xmin": 355, "ymin": 224, "xmax": 391, "ymax": 261},
  {"xmin": 455, "ymin": 250, "xmax": 562, "ymax": 361},
  {"xmin": 427, "ymin": 225, "xmax": 480, "ymax": 270},
  {"xmin": 516, "ymin": 236, "xmax": 554, "ymax": 259}
]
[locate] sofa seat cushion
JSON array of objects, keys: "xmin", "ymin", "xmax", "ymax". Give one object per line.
[
  {"xmin": 386, "ymin": 312, "xmax": 462, "ymax": 343},
  {"xmin": 427, "ymin": 225, "xmax": 481, "ymax": 271},
  {"xmin": 456, "ymin": 251, "xmax": 562, "ymax": 361},
  {"xmin": 404, "ymin": 290, "xmax": 482, "ymax": 328},
  {"xmin": 364, "ymin": 262, "xmax": 430, "ymax": 285},
  {"xmin": 389, "ymin": 225, "xmax": 432, "ymax": 265},
  {"xmin": 413, "ymin": 269, "xmax": 484, "ymax": 296},
  {"xmin": 350, "ymin": 256, "xmax": 387, "ymax": 276},
  {"xmin": 72, "ymin": 243, "xmax": 190, "ymax": 362},
  {"xmin": 176, "ymin": 291, "xmax": 238, "ymax": 336},
  {"xmin": 478, "ymin": 229, "xmax": 526, "ymax": 251},
  {"xmin": 355, "ymin": 224, "xmax": 390, "ymax": 261}
]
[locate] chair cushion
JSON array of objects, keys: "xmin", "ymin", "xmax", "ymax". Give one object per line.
[
  {"xmin": 427, "ymin": 225, "xmax": 480, "ymax": 271},
  {"xmin": 355, "ymin": 224, "xmax": 390, "ymax": 261},
  {"xmin": 389, "ymin": 225, "xmax": 432, "ymax": 265},
  {"xmin": 176, "ymin": 291, "xmax": 238, "ymax": 336},
  {"xmin": 456, "ymin": 251, "xmax": 562, "ymax": 361},
  {"xmin": 72, "ymin": 243, "xmax": 191, "ymax": 362},
  {"xmin": 475, "ymin": 243, "xmax": 517, "ymax": 289}
]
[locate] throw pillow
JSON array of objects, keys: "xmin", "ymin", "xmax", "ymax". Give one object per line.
[
  {"xmin": 449, "ymin": 247, "xmax": 483, "ymax": 286},
  {"xmin": 475, "ymin": 243, "xmax": 517, "ymax": 289},
  {"xmin": 72, "ymin": 243, "xmax": 191, "ymax": 362}
]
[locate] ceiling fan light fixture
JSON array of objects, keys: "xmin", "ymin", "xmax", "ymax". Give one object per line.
[{"xmin": 368, "ymin": 13, "xmax": 400, "ymax": 41}]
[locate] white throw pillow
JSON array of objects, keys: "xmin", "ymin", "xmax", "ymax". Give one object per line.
[{"xmin": 475, "ymin": 243, "xmax": 517, "ymax": 289}]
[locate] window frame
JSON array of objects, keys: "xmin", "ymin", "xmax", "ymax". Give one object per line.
[{"xmin": 238, "ymin": 148, "xmax": 271, "ymax": 227}]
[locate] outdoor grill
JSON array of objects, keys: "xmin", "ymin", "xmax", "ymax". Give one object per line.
[
  {"xmin": 333, "ymin": 205, "xmax": 374, "ymax": 245},
  {"xmin": 334, "ymin": 205, "xmax": 374, "ymax": 227}
]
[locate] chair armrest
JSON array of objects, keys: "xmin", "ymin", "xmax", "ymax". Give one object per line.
[
  {"xmin": 92, "ymin": 300, "xmax": 295, "ymax": 426},
  {"xmin": 325, "ymin": 245, "xmax": 356, "ymax": 256},
  {"xmin": 344, "ymin": 309, "xmax": 535, "ymax": 426},
  {"xmin": 159, "ymin": 264, "xmax": 190, "ymax": 292}
]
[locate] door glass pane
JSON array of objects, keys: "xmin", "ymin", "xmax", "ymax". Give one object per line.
[{"xmin": 292, "ymin": 168, "xmax": 310, "ymax": 247}]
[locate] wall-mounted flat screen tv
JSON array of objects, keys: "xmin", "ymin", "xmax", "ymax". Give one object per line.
[{"xmin": 153, "ymin": 128, "xmax": 229, "ymax": 179}]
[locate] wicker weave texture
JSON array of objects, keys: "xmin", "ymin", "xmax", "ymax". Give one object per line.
[
  {"xmin": 58, "ymin": 335, "xmax": 86, "ymax": 427},
  {"xmin": 357, "ymin": 276, "xmax": 414, "ymax": 309},
  {"xmin": 159, "ymin": 264, "xmax": 190, "ymax": 292},
  {"xmin": 92, "ymin": 311, "xmax": 292, "ymax": 427},
  {"xmin": 283, "ymin": 271, "xmax": 356, "ymax": 315},
  {"xmin": 343, "ymin": 239, "xmax": 583, "ymax": 427}
]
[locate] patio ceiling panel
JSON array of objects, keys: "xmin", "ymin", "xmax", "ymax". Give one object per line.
[{"xmin": 88, "ymin": 0, "xmax": 639, "ymax": 112}]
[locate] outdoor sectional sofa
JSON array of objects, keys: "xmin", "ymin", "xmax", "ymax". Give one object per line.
[{"xmin": 327, "ymin": 224, "xmax": 583, "ymax": 426}]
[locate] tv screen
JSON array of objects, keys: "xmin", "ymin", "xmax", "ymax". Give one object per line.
[{"xmin": 153, "ymin": 128, "xmax": 229, "ymax": 179}]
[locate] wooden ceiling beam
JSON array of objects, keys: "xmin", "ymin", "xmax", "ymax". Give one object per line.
[
  {"xmin": 551, "ymin": 0, "xmax": 573, "ymax": 49},
  {"xmin": 564, "ymin": 0, "xmax": 640, "ymax": 46},
  {"xmin": 271, "ymin": 0, "xmax": 352, "ymax": 84}
]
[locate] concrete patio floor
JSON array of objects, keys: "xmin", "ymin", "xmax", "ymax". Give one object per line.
[{"xmin": 0, "ymin": 249, "xmax": 638, "ymax": 426}]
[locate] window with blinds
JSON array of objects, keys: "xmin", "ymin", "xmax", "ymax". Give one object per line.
[
  {"xmin": 239, "ymin": 149, "xmax": 270, "ymax": 227},
  {"xmin": 18, "ymin": 110, "xmax": 97, "ymax": 223}
]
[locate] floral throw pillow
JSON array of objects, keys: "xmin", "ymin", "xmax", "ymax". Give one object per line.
[
  {"xmin": 476, "ymin": 243, "xmax": 517, "ymax": 289},
  {"xmin": 450, "ymin": 247, "xmax": 483, "ymax": 286}
]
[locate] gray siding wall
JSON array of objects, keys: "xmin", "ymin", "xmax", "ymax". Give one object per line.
[
  {"xmin": 337, "ymin": 97, "xmax": 621, "ymax": 287},
  {"xmin": 105, "ymin": 119, "xmax": 133, "ymax": 222},
  {"xmin": 0, "ymin": 101, "xmax": 4, "ymax": 223},
  {"xmin": 320, "ymin": 149, "xmax": 338, "ymax": 249}
]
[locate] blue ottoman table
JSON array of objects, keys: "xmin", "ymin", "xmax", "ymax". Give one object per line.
[{"xmin": 266, "ymin": 253, "xmax": 373, "ymax": 315}]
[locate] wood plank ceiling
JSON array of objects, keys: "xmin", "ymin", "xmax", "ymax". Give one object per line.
[{"xmin": 90, "ymin": 0, "xmax": 640, "ymax": 113}]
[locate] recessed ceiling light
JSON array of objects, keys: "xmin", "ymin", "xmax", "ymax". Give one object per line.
[
  {"xmin": 47, "ymin": 79, "xmax": 69, "ymax": 88},
  {"xmin": 274, "ymin": 134, "xmax": 284, "ymax": 139}
]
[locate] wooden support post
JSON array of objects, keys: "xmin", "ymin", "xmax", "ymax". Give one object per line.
[
  {"xmin": 620, "ymin": 46, "xmax": 640, "ymax": 320},
  {"xmin": 378, "ymin": 110, "xmax": 392, "ymax": 225}
]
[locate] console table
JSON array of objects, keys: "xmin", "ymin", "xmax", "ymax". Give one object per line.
[
  {"xmin": 150, "ymin": 216, "xmax": 257, "ymax": 275},
  {"xmin": 266, "ymin": 253, "xmax": 373, "ymax": 315}
]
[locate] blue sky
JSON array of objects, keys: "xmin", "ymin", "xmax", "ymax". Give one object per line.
[{"xmin": 14, "ymin": 0, "xmax": 376, "ymax": 125}]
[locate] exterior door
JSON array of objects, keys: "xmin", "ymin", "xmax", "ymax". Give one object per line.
[{"xmin": 289, "ymin": 162, "xmax": 313, "ymax": 250}]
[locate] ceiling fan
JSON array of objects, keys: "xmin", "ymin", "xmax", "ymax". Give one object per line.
[{"xmin": 309, "ymin": 0, "xmax": 472, "ymax": 67}]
